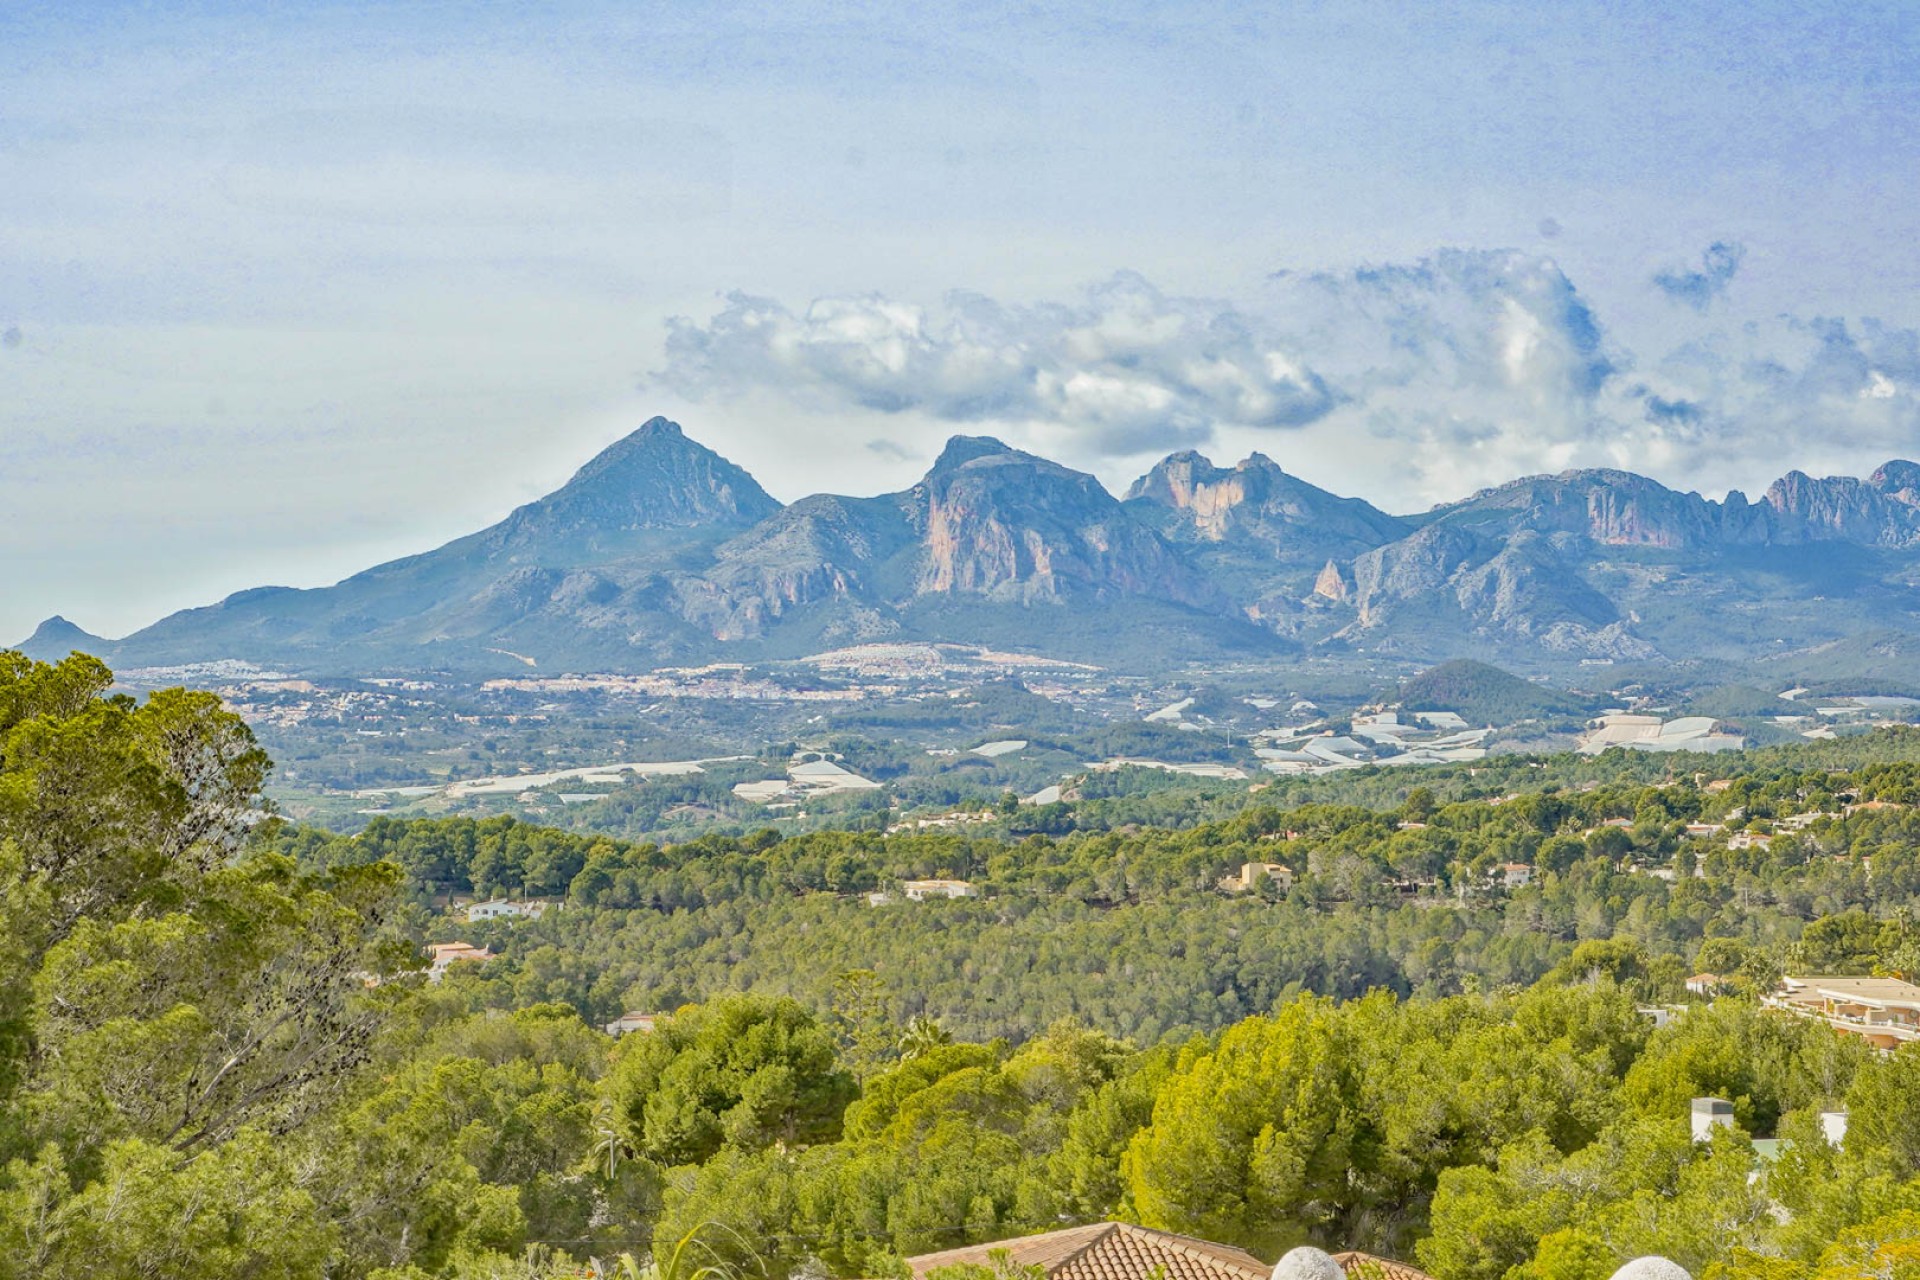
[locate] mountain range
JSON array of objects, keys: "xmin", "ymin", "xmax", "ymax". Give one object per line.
[{"xmin": 19, "ymin": 418, "xmax": 1920, "ymax": 676}]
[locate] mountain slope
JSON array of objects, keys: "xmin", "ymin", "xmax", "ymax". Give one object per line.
[
  {"xmin": 15, "ymin": 616, "xmax": 111, "ymax": 663},
  {"xmin": 1125, "ymin": 450, "xmax": 1410, "ymax": 556},
  {"xmin": 107, "ymin": 418, "xmax": 776, "ymax": 672},
  {"xmin": 19, "ymin": 427, "xmax": 1920, "ymax": 677},
  {"xmin": 915, "ymin": 437, "xmax": 1221, "ymax": 607}
]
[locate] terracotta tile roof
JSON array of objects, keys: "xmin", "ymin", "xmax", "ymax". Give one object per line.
[
  {"xmin": 1330, "ymin": 1253, "xmax": 1436, "ymax": 1280},
  {"xmin": 906, "ymin": 1223, "xmax": 1269, "ymax": 1280}
]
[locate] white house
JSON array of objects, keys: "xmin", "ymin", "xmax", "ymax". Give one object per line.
[
  {"xmin": 901, "ymin": 879, "xmax": 977, "ymax": 901},
  {"xmin": 1691, "ymin": 1097, "xmax": 1735, "ymax": 1142},
  {"xmin": 465, "ymin": 898, "xmax": 555, "ymax": 922},
  {"xmin": 604, "ymin": 1011, "xmax": 658, "ymax": 1038},
  {"xmin": 1494, "ymin": 862, "xmax": 1534, "ymax": 888}
]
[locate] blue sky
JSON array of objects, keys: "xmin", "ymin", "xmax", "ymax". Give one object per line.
[{"xmin": 5, "ymin": 1, "xmax": 1920, "ymax": 639}]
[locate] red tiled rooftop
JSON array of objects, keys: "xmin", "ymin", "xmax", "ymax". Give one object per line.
[
  {"xmin": 907, "ymin": 1223, "xmax": 1267, "ymax": 1280},
  {"xmin": 905, "ymin": 1224, "xmax": 1434, "ymax": 1280}
]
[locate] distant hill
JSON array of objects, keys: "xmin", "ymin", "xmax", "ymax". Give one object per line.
[
  {"xmin": 1678, "ymin": 684, "xmax": 1798, "ymax": 720},
  {"xmin": 1397, "ymin": 659, "xmax": 1591, "ymax": 725},
  {"xmin": 15, "ymin": 418, "xmax": 1920, "ymax": 677},
  {"xmin": 1761, "ymin": 631, "xmax": 1920, "ymax": 692},
  {"xmin": 15, "ymin": 616, "xmax": 109, "ymax": 663}
]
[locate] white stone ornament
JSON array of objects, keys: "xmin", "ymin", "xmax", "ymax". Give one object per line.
[
  {"xmin": 1609, "ymin": 1260, "xmax": 1692, "ymax": 1280},
  {"xmin": 1269, "ymin": 1248, "xmax": 1344, "ymax": 1280}
]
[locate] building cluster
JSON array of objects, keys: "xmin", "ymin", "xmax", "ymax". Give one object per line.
[
  {"xmin": 1255, "ymin": 712, "xmax": 1491, "ymax": 775},
  {"xmin": 900, "ymin": 1219, "xmax": 1699, "ymax": 1280}
]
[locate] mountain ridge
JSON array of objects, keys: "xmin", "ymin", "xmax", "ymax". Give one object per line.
[{"xmin": 18, "ymin": 418, "xmax": 1920, "ymax": 675}]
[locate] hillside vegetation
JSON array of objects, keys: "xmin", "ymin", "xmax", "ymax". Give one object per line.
[
  {"xmin": 9, "ymin": 649, "xmax": 1920, "ymax": 1278},
  {"xmin": 1397, "ymin": 658, "xmax": 1594, "ymax": 724}
]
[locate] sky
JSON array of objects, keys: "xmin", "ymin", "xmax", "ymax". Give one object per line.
[{"xmin": 5, "ymin": 0, "xmax": 1920, "ymax": 640}]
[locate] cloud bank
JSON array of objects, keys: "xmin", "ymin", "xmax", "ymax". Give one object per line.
[
  {"xmin": 656, "ymin": 248, "xmax": 1920, "ymax": 508},
  {"xmin": 657, "ymin": 273, "xmax": 1337, "ymax": 456}
]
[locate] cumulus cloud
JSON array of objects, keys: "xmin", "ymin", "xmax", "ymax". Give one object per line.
[
  {"xmin": 1249, "ymin": 249, "xmax": 1634, "ymax": 501},
  {"xmin": 1651, "ymin": 241, "xmax": 1745, "ymax": 310},
  {"xmin": 655, "ymin": 272, "xmax": 1338, "ymax": 456},
  {"xmin": 653, "ymin": 250, "xmax": 1920, "ymax": 510},
  {"xmin": 1630, "ymin": 315, "xmax": 1920, "ymax": 478}
]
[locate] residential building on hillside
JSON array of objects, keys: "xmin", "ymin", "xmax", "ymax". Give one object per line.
[
  {"xmin": 901, "ymin": 878, "xmax": 978, "ymax": 901},
  {"xmin": 1494, "ymin": 862, "xmax": 1534, "ymax": 888},
  {"xmin": 1691, "ymin": 1097, "xmax": 1735, "ymax": 1142},
  {"xmin": 426, "ymin": 941, "xmax": 493, "ymax": 982},
  {"xmin": 1768, "ymin": 976, "xmax": 1920, "ymax": 1049},
  {"xmin": 1221, "ymin": 861, "xmax": 1295, "ymax": 894},
  {"xmin": 903, "ymin": 1222, "xmax": 1433, "ymax": 1280},
  {"xmin": 465, "ymin": 898, "xmax": 555, "ymax": 922},
  {"xmin": 604, "ymin": 1011, "xmax": 658, "ymax": 1038}
]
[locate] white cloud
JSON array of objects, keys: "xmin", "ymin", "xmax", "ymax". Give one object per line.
[
  {"xmin": 653, "ymin": 251, "xmax": 1920, "ymax": 513},
  {"xmin": 655, "ymin": 272, "xmax": 1338, "ymax": 458}
]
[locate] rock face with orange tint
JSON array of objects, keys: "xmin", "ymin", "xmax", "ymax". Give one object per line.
[
  {"xmin": 1126, "ymin": 450, "xmax": 1409, "ymax": 561},
  {"xmin": 912, "ymin": 437, "xmax": 1219, "ymax": 608}
]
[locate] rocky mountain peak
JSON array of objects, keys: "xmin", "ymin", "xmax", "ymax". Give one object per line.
[
  {"xmin": 508, "ymin": 417, "xmax": 782, "ymax": 543},
  {"xmin": 15, "ymin": 615, "xmax": 110, "ymax": 662},
  {"xmin": 1126, "ymin": 448, "xmax": 1407, "ymax": 559},
  {"xmin": 1869, "ymin": 459, "xmax": 1920, "ymax": 500},
  {"xmin": 927, "ymin": 435, "xmax": 1018, "ymax": 476}
]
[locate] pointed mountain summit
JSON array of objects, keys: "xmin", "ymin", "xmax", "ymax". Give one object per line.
[
  {"xmin": 15, "ymin": 616, "xmax": 110, "ymax": 663},
  {"xmin": 109, "ymin": 418, "xmax": 787, "ymax": 673},
  {"xmin": 463, "ymin": 417, "xmax": 781, "ymax": 563}
]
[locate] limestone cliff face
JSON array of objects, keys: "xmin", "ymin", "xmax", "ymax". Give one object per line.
[
  {"xmin": 683, "ymin": 494, "xmax": 916, "ymax": 638},
  {"xmin": 1344, "ymin": 524, "xmax": 1647, "ymax": 658},
  {"xmin": 910, "ymin": 438, "xmax": 1220, "ymax": 608},
  {"xmin": 1763, "ymin": 465, "xmax": 1920, "ymax": 547},
  {"xmin": 1428, "ymin": 460, "xmax": 1920, "ymax": 549},
  {"xmin": 1125, "ymin": 450, "xmax": 1409, "ymax": 561},
  {"xmin": 1429, "ymin": 469, "xmax": 1740, "ymax": 548},
  {"xmin": 1312, "ymin": 559, "xmax": 1350, "ymax": 602}
]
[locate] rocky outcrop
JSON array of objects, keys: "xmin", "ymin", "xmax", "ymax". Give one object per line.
[
  {"xmin": 1763, "ymin": 465, "xmax": 1920, "ymax": 547},
  {"xmin": 1429, "ymin": 459, "xmax": 1920, "ymax": 549},
  {"xmin": 1312, "ymin": 559, "xmax": 1350, "ymax": 602},
  {"xmin": 909, "ymin": 438, "xmax": 1220, "ymax": 608},
  {"xmin": 1430, "ymin": 469, "xmax": 1744, "ymax": 548},
  {"xmin": 1126, "ymin": 450, "xmax": 1409, "ymax": 560}
]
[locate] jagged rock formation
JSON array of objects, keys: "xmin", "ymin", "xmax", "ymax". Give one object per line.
[
  {"xmin": 1432, "ymin": 461, "xmax": 1920, "ymax": 549},
  {"xmin": 1312, "ymin": 559, "xmax": 1350, "ymax": 602},
  {"xmin": 17, "ymin": 417, "xmax": 1920, "ymax": 675},
  {"xmin": 1127, "ymin": 450, "xmax": 1409, "ymax": 560}
]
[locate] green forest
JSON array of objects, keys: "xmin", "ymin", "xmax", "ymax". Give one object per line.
[{"xmin": 10, "ymin": 650, "xmax": 1920, "ymax": 1279}]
